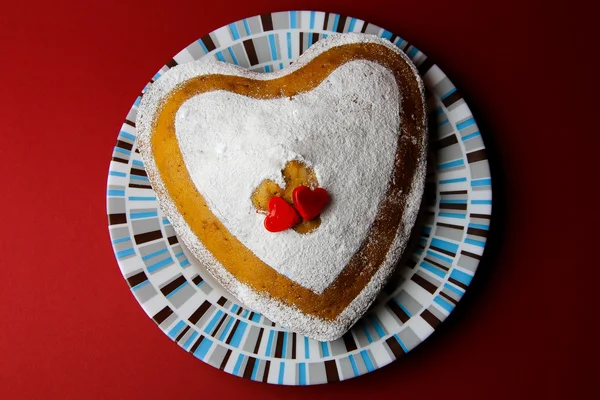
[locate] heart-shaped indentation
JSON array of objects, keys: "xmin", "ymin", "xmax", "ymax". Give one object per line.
[
  {"xmin": 293, "ymin": 186, "xmax": 330, "ymax": 221},
  {"xmin": 264, "ymin": 197, "xmax": 301, "ymax": 232},
  {"xmin": 252, "ymin": 160, "xmax": 321, "ymax": 234}
]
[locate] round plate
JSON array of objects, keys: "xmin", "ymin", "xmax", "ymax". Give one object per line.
[{"xmin": 106, "ymin": 11, "xmax": 491, "ymax": 385}]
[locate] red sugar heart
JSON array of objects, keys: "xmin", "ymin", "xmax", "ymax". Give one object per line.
[
  {"xmin": 264, "ymin": 197, "xmax": 301, "ymax": 232},
  {"xmin": 292, "ymin": 186, "xmax": 330, "ymax": 221}
]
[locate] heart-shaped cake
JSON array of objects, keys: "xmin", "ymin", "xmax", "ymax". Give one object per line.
[{"xmin": 137, "ymin": 33, "xmax": 427, "ymax": 341}]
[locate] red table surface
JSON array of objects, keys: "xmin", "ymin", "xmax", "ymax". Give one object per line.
[{"xmin": 0, "ymin": 0, "xmax": 597, "ymax": 398}]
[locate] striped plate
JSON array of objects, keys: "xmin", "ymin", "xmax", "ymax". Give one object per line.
[{"xmin": 106, "ymin": 11, "xmax": 492, "ymax": 385}]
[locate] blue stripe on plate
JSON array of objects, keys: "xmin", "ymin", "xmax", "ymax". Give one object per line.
[
  {"xmin": 450, "ymin": 269, "xmax": 473, "ymax": 285},
  {"xmin": 130, "ymin": 211, "xmax": 158, "ymax": 219},
  {"xmin": 430, "ymin": 238, "xmax": 459, "ymax": 253},
  {"xmin": 116, "ymin": 248, "xmax": 135, "ymax": 259},
  {"xmin": 119, "ymin": 131, "xmax": 136, "ymax": 141},
  {"xmin": 229, "ymin": 23, "xmax": 240, "ymax": 40},
  {"xmin": 465, "ymin": 238, "xmax": 486, "ymax": 247},
  {"xmin": 167, "ymin": 320, "xmax": 186, "ymax": 339},
  {"xmin": 438, "ymin": 159, "xmax": 465, "ymax": 170},
  {"xmin": 462, "ymin": 131, "xmax": 481, "ymax": 141},
  {"xmin": 421, "ymin": 261, "xmax": 446, "ymax": 278},
  {"xmin": 229, "ymin": 321, "xmax": 247, "ymax": 348},
  {"xmin": 439, "ymin": 212, "xmax": 467, "ymax": 219},
  {"xmin": 141, "ymin": 248, "xmax": 168, "ymax": 261},
  {"xmin": 147, "ymin": 257, "xmax": 173, "ymax": 273},
  {"xmin": 107, "ymin": 189, "xmax": 125, "ymax": 197},
  {"xmin": 298, "ymin": 362, "xmax": 306, "ymax": 385},
  {"xmin": 457, "ymin": 118, "xmax": 476, "ymax": 130},
  {"xmin": 440, "ymin": 177, "xmax": 467, "ymax": 184},
  {"xmin": 434, "ymin": 296, "xmax": 454, "ymax": 312}
]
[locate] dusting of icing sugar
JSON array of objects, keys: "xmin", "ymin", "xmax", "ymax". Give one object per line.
[
  {"xmin": 175, "ymin": 60, "xmax": 399, "ymax": 294},
  {"xmin": 136, "ymin": 33, "xmax": 428, "ymax": 341}
]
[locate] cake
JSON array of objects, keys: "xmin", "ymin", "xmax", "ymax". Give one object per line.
[{"xmin": 136, "ymin": 33, "xmax": 428, "ymax": 341}]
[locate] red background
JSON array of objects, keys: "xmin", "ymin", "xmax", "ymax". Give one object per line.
[{"xmin": 0, "ymin": 0, "xmax": 597, "ymax": 398}]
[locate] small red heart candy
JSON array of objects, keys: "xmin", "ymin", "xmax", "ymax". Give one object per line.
[
  {"xmin": 292, "ymin": 186, "xmax": 330, "ymax": 221},
  {"xmin": 264, "ymin": 197, "xmax": 301, "ymax": 232}
]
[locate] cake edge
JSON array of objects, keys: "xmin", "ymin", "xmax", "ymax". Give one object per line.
[{"xmin": 136, "ymin": 32, "xmax": 428, "ymax": 341}]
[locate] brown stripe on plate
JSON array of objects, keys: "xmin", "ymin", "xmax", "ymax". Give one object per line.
[
  {"xmin": 134, "ymin": 148, "xmax": 140, "ymax": 153},
  {"xmin": 467, "ymin": 227, "xmax": 488, "ymax": 237},
  {"xmin": 152, "ymin": 306, "xmax": 173, "ymax": 325},
  {"xmin": 389, "ymin": 33, "xmax": 398, "ymax": 43},
  {"xmin": 123, "ymin": 119, "xmax": 135, "ymax": 127},
  {"xmin": 260, "ymin": 14, "xmax": 273, "ymax": 31},
  {"xmin": 417, "ymin": 56, "xmax": 434, "ymax": 75},
  {"xmin": 130, "ymin": 168, "xmax": 147, "ymax": 177},
  {"xmin": 435, "ymin": 134, "xmax": 458, "ymax": 149},
  {"xmin": 325, "ymin": 360, "xmax": 340, "ymax": 383},
  {"xmin": 236, "ymin": 307, "xmax": 243, "ymax": 316},
  {"xmin": 336, "ymin": 15, "xmax": 347, "ymax": 32},
  {"xmin": 461, "ymin": 250, "xmax": 483, "ymax": 260},
  {"xmin": 437, "ymin": 222, "xmax": 464, "ymax": 231},
  {"xmin": 116, "ymin": 140, "xmax": 133, "ymax": 151},
  {"xmin": 225, "ymin": 320, "xmax": 241, "ymax": 344},
  {"xmin": 200, "ymin": 34, "xmax": 216, "ymax": 52},
  {"xmin": 274, "ymin": 331, "xmax": 284, "ymax": 358},
  {"xmin": 291, "ymin": 333, "xmax": 297, "ymax": 359},
  {"xmin": 298, "ymin": 32, "xmax": 304, "ymax": 55},
  {"xmin": 126, "ymin": 271, "xmax": 147, "ymax": 288},
  {"xmin": 424, "ymin": 257, "xmax": 449, "ymax": 271},
  {"xmin": 385, "ymin": 336, "xmax": 405, "ymax": 358},
  {"xmin": 108, "ymin": 213, "xmax": 127, "ymax": 225},
  {"xmin": 191, "ymin": 275, "xmax": 203, "ymax": 286},
  {"xmin": 188, "ymin": 300, "xmax": 212, "ymax": 324},
  {"xmin": 470, "ymin": 213, "xmax": 491, "ymax": 220},
  {"xmin": 134, "ymin": 230, "xmax": 162, "ymax": 245},
  {"xmin": 175, "ymin": 325, "xmax": 190, "ymax": 342},
  {"xmin": 360, "ymin": 22, "xmax": 368, "ymax": 33},
  {"xmin": 387, "ymin": 299, "xmax": 410, "ymax": 323},
  {"xmin": 217, "ymin": 296, "xmax": 227, "ymax": 306},
  {"xmin": 248, "ymin": 311, "xmax": 255, "ymax": 320},
  {"xmin": 411, "ymin": 274, "xmax": 438, "ymax": 294},
  {"xmin": 189, "ymin": 335, "xmax": 204, "ymax": 354},
  {"xmin": 440, "ymin": 291, "xmax": 458, "ymax": 305},
  {"xmin": 442, "ymin": 90, "xmax": 463, "ymax": 108},
  {"xmin": 167, "ymin": 235, "xmax": 178, "ymax": 245},
  {"xmin": 311, "ymin": 32, "xmax": 319, "ymax": 46},
  {"xmin": 467, "ymin": 149, "xmax": 487, "ymax": 163},
  {"xmin": 243, "ymin": 39, "xmax": 259, "ymax": 66},
  {"xmin": 420, "ymin": 309, "xmax": 441, "ymax": 329},
  {"xmin": 448, "ymin": 277, "xmax": 468, "ymax": 290},
  {"xmin": 322, "ymin": 12, "xmax": 330, "ymax": 30},
  {"xmin": 128, "ymin": 183, "xmax": 152, "ymax": 189},
  {"xmin": 160, "ymin": 275, "xmax": 187, "ymax": 297},
  {"xmin": 440, "ymin": 189, "xmax": 468, "ymax": 195},
  {"xmin": 253, "ymin": 328, "xmax": 264, "ymax": 354},
  {"xmin": 165, "ymin": 58, "xmax": 178, "ymax": 68},
  {"xmin": 430, "ymin": 245, "xmax": 456, "ymax": 257},
  {"xmin": 440, "ymin": 203, "xmax": 468, "ymax": 211},
  {"xmin": 243, "ymin": 357, "xmax": 257, "ymax": 379},
  {"xmin": 111, "ymin": 157, "xmax": 128, "ymax": 164},
  {"xmin": 210, "ymin": 314, "xmax": 228, "ymax": 336},
  {"xmin": 262, "ymin": 360, "xmax": 271, "ymax": 383},
  {"xmin": 220, "ymin": 349, "xmax": 232, "ymax": 370}
]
